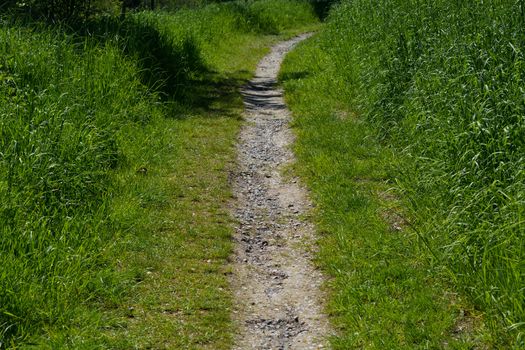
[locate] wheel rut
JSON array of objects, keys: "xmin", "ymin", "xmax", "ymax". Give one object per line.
[{"xmin": 230, "ymin": 34, "xmax": 331, "ymax": 350}]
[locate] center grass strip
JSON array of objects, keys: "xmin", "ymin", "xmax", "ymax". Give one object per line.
[{"xmin": 280, "ymin": 35, "xmax": 491, "ymax": 349}]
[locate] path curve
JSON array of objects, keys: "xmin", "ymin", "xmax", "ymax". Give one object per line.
[{"xmin": 231, "ymin": 34, "xmax": 331, "ymax": 350}]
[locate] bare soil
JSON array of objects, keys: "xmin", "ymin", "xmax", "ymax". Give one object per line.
[{"xmin": 230, "ymin": 34, "xmax": 331, "ymax": 350}]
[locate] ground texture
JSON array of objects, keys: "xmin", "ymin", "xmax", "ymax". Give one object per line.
[{"xmin": 230, "ymin": 34, "xmax": 331, "ymax": 350}]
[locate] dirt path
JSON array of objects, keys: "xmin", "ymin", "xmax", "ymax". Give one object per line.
[{"xmin": 230, "ymin": 34, "xmax": 331, "ymax": 350}]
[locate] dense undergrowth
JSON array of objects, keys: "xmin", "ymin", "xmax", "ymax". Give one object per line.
[
  {"xmin": 0, "ymin": 1, "xmax": 317, "ymax": 347},
  {"xmin": 282, "ymin": 0, "xmax": 524, "ymax": 348}
]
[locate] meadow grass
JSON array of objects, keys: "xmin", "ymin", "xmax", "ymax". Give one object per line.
[
  {"xmin": 0, "ymin": 1, "xmax": 318, "ymax": 347},
  {"xmin": 281, "ymin": 0, "xmax": 524, "ymax": 348}
]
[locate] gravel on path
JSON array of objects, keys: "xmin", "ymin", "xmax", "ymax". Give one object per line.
[{"xmin": 230, "ymin": 34, "xmax": 331, "ymax": 350}]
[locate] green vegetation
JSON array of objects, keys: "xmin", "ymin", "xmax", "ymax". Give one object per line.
[
  {"xmin": 0, "ymin": 1, "xmax": 318, "ymax": 347},
  {"xmin": 281, "ymin": 0, "xmax": 524, "ymax": 348},
  {"xmin": 282, "ymin": 35, "xmax": 486, "ymax": 350}
]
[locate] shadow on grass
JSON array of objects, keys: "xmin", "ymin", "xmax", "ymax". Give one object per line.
[
  {"xmin": 74, "ymin": 16, "xmax": 206, "ymax": 99},
  {"xmin": 312, "ymin": 0, "xmax": 340, "ymax": 20},
  {"xmin": 2, "ymin": 12, "xmax": 254, "ymax": 120},
  {"xmin": 173, "ymin": 70, "xmax": 250, "ymax": 119},
  {"xmin": 73, "ymin": 16, "xmax": 251, "ymax": 120}
]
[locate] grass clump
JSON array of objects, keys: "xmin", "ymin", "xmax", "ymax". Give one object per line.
[
  {"xmin": 0, "ymin": 1, "xmax": 318, "ymax": 348},
  {"xmin": 282, "ymin": 0, "xmax": 524, "ymax": 348}
]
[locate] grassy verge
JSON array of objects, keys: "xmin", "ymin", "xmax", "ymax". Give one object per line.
[
  {"xmin": 0, "ymin": 1, "xmax": 318, "ymax": 347},
  {"xmin": 281, "ymin": 28, "xmax": 490, "ymax": 350},
  {"xmin": 282, "ymin": 0, "xmax": 524, "ymax": 348}
]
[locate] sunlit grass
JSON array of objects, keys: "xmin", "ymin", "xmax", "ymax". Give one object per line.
[
  {"xmin": 282, "ymin": 38, "xmax": 488, "ymax": 349},
  {"xmin": 282, "ymin": 0, "xmax": 524, "ymax": 348}
]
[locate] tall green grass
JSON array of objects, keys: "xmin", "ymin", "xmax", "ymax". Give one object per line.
[
  {"xmin": 0, "ymin": 23, "xmax": 160, "ymax": 346},
  {"xmin": 0, "ymin": 1, "xmax": 317, "ymax": 347},
  {"xmin": 284, "ymin": 0, "xmax": 524, "ymax": 346}
]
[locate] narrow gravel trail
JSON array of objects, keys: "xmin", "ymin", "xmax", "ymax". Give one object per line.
[{"xmin": 230, "ymin": 34, "xmax": 331, "ymax": 350}]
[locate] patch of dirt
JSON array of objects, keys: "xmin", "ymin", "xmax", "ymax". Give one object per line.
[{"xmin": 230, "ymin": 34, "xmax": 332, "ymax": 349}]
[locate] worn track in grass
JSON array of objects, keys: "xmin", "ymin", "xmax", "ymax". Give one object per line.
[{"xmin": 230, "ymin": 34, "xmax": 331, "ymax": 350}]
